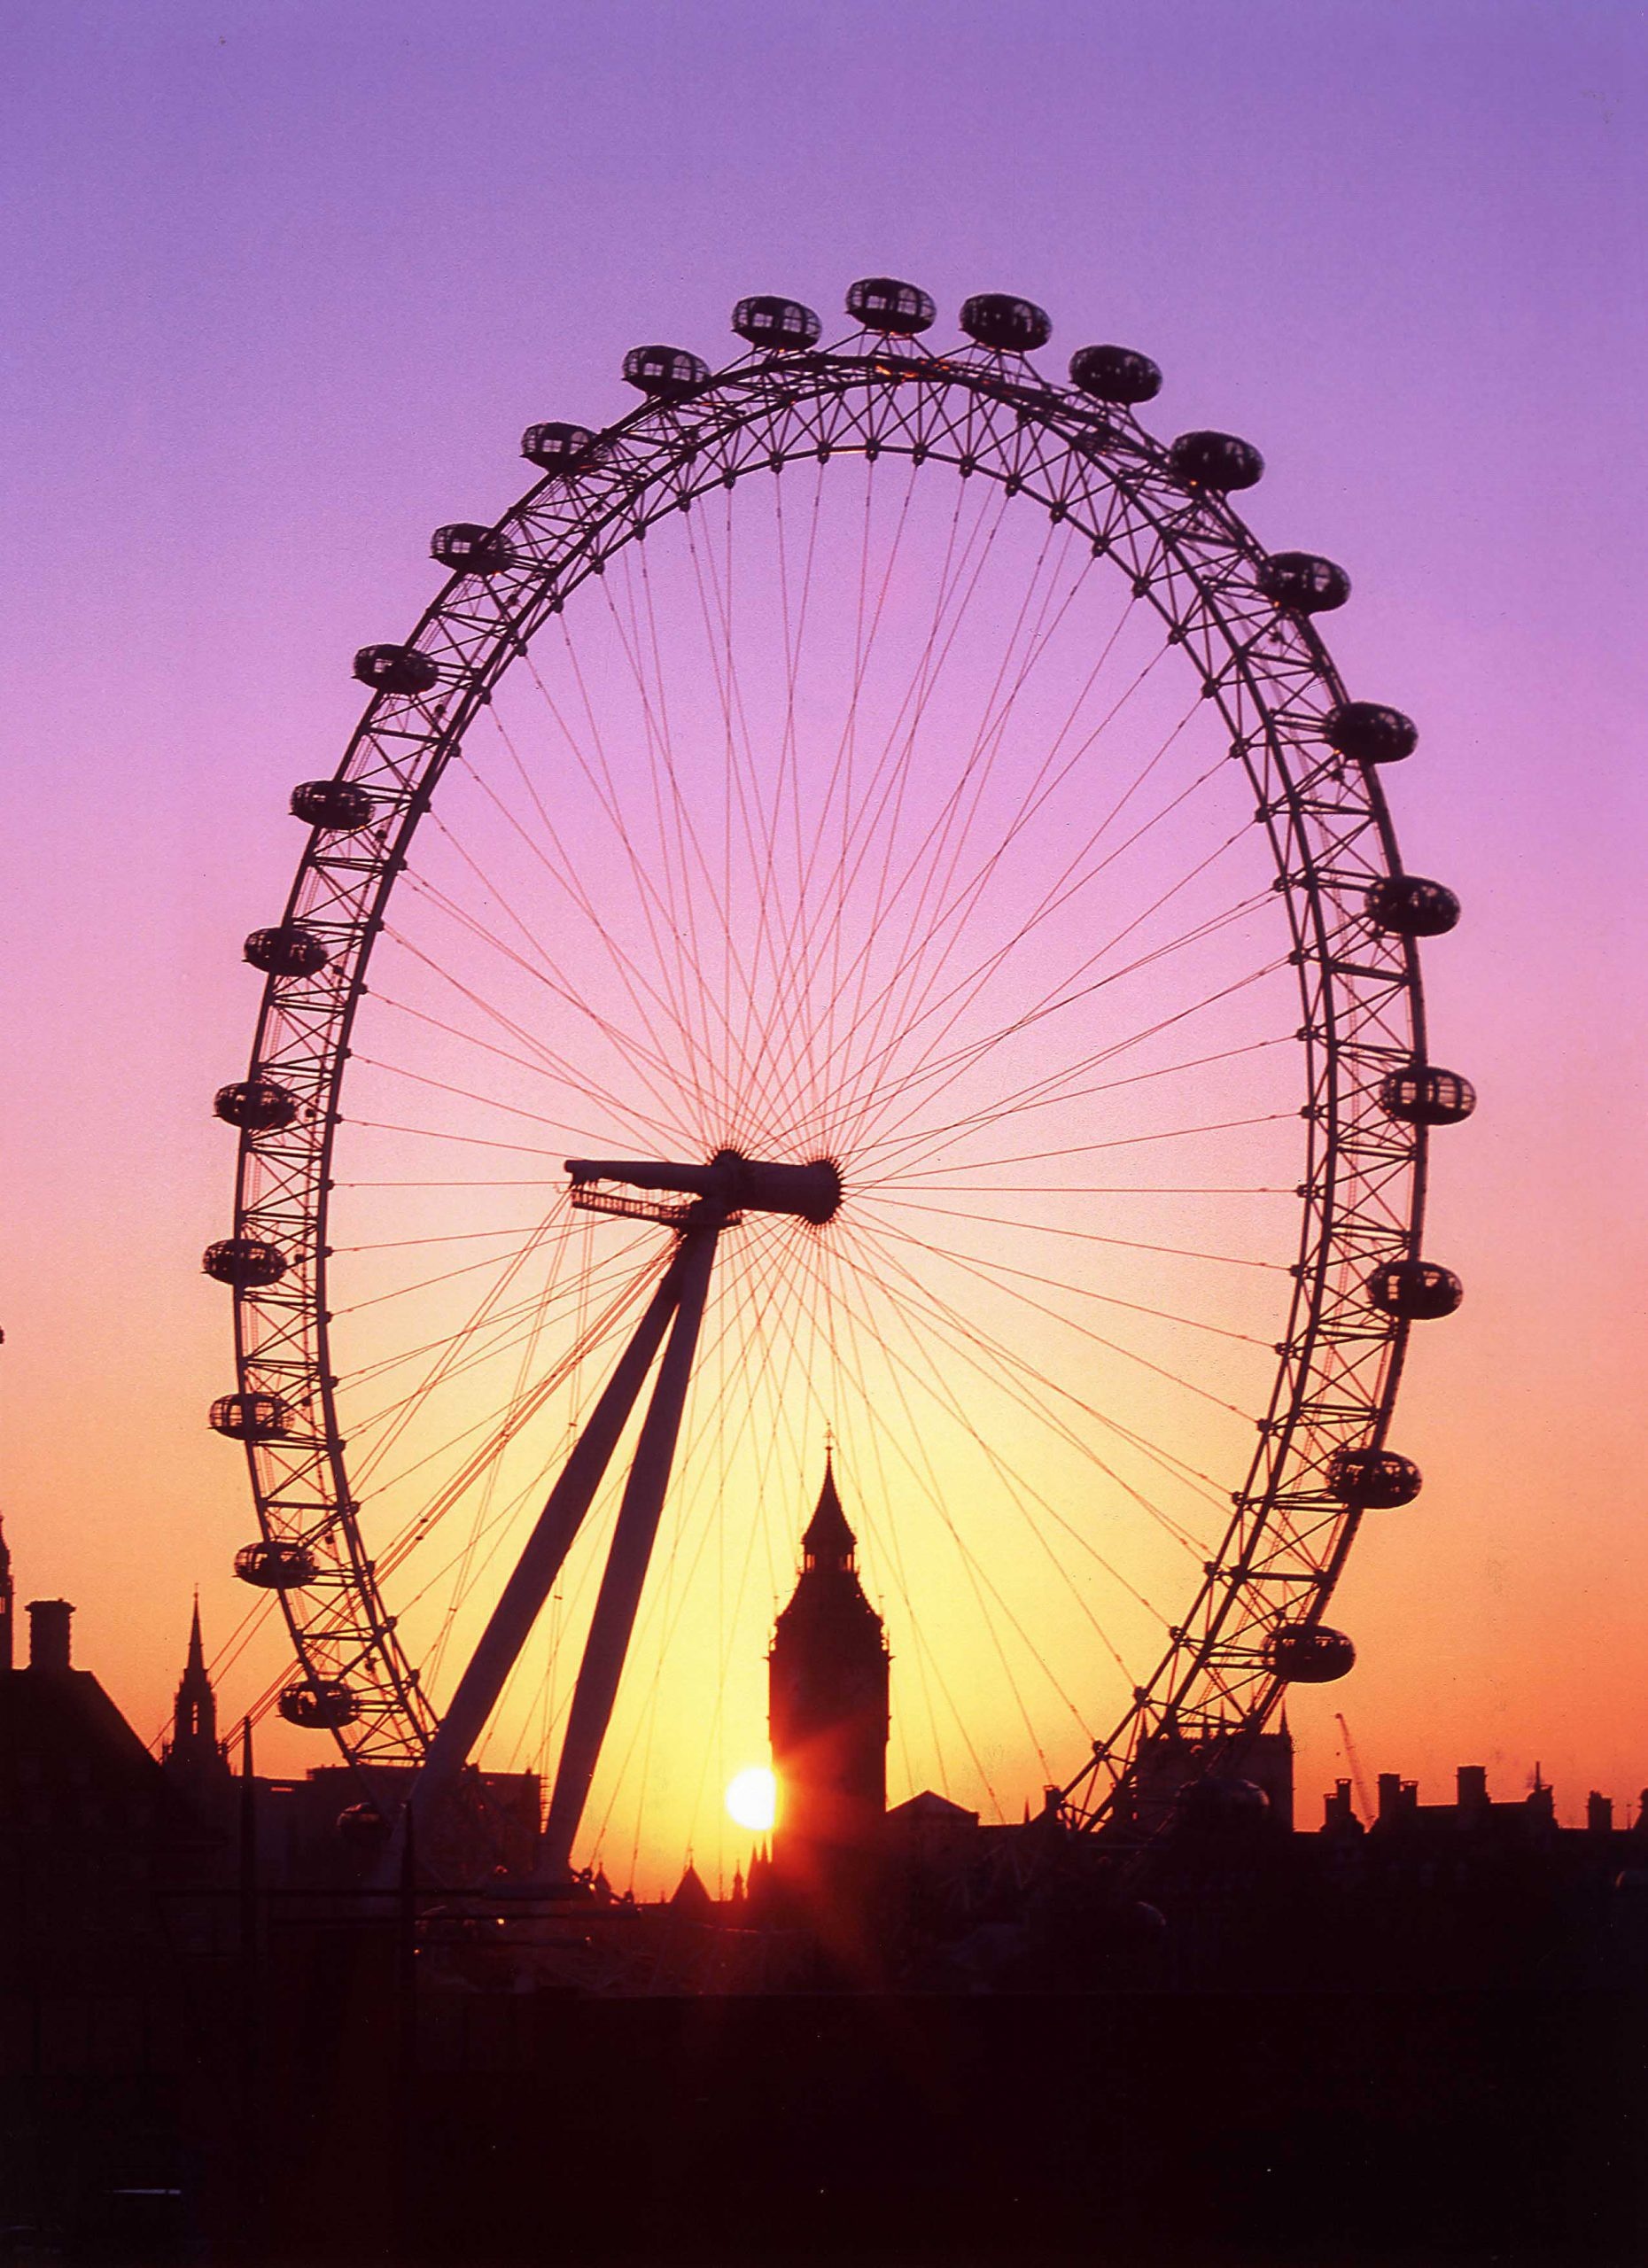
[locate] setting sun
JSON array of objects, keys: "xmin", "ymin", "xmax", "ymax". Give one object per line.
[{"xmin": 725, "ymin": 1768, "xmax": 778, "ymax": 1833}]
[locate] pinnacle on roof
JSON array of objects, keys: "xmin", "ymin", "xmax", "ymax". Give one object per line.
[
  {"xmin": 802, "ymin": 1453, "xmax": 856, "ymax": 1572},
  {"xmin": 185, "ymin": 1590, "xmax": 206, "ymax": 1679}
]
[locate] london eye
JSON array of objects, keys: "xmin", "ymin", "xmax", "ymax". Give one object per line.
[{"xmin": 206, "ymin": 279, "xmax": 1473, "ymax": 1875}]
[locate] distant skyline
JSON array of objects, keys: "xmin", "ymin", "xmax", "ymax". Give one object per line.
[{"xmin": 3, "ymin": 0, "xmax": 1645, "ymax": 1890}]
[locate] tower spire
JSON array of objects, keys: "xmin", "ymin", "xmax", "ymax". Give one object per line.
[
  {"xmin": 801, "ymin": 1452, "xmax": 856, "ymax": 1573},
  {"xmin": 0, "ymin": 1511, "xmax": 12, "ymax": 1674},
  {"xmin": 162, "ymin": 1591, "xmax": 229, "ymax": 1784}
]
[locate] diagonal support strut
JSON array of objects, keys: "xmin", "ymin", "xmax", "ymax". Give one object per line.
[
  {"xmin": 407, "ymin": 1236, "xmax": 699, "ymax": 1835},
  {"xmin": 540, "ymin": 1217, "xmax": 720, "ymax": 1876},
  {"xmin": 403, "ymin": 1147, "xmax": 837, "ymax": 1876}
]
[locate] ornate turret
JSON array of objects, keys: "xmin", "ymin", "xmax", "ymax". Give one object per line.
[
  {"xmin": 161, "ymin": 1596, "xmax": 229, "ymax": 1786},
  {"xmin": 766, "ymin": 1458, "xmax": 890, "ymax": 1945}
]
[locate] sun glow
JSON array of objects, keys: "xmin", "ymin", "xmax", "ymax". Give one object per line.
[{"xmin": 725, "ymin": 1767, "xmax": 778, "ymax": 1833}]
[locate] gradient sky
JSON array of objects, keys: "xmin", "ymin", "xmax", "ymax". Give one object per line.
[{"xmin": 3, "ymin": 0, "xmax": 1645, "ymax": 1887}]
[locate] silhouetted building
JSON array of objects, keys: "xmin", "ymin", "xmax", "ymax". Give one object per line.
[
  {"xmin": 1120, "ymin": 1723, "xmax": 1295, "ymax": 1834},
  {"xmin": 257, "ymin": 1761, "xmax": 541, "ymax": 1886},
  {"xmin": 766, "ymin": 1458, "xmax": 889, "ymax": 1942},
  {"xmin": 885, "ymin": 1787, "xmax": 980, "ymax": 1867},
  {"xmin": 0, "ymin": 1581, "xmax": 199, "ymax": 1988}
]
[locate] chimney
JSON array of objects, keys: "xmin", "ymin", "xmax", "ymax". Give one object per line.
[
  {"xmin": 27, "ymin": 1598, "xmax": 74, "ymax": 1674},
  {"xmin": 1457, "ymin": 1765, "xmax": 1489, "ymax": 1814},
  {"xmin": 1587, "ymin": 1792, "xmax": 1613, "ymax": 1836},
  {"xmin": 1377, "ymin": 1772, "xmax": 1403, "ymax": 1824}
]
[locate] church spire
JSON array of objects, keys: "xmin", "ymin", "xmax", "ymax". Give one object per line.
[{"xmin": 163, "ymin": 1592, "xmax": 229, "ymax": 1783}]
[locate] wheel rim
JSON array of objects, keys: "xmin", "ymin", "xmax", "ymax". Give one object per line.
[{"xmin": 223, "ymin": 307, "xmax": 1431, "ymax": 1860}]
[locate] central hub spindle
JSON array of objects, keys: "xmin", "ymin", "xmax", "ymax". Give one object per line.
[{"xmin": 565, "ymin": 1148, "xmax": 842, "ymax": 1227}]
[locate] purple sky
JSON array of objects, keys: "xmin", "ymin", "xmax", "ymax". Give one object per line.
[{"xmin": 3, "ymin": 1, "xmax": 1645, "ymax": 1875}]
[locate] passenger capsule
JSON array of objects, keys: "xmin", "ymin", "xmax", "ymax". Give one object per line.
[
  {"xmin": 960, "ymin": 293, "xmax": 1052, "ymax": 353},
  {"xmin": 210, "ymin": 1392, "xmax": 293, "ymax": 1441},
  {"xmin": 1169, "ymin": 431, "xmax": 1264, "ymax": 492},
  {"xmin": 214, "ymin": 1078, "xmax": 299, "ymax": 1133},
  {"xmin": 244, "ymin": 924, "xmax": 330, "ymax": 978},
  {"xmin": 353, "ymin": 644, "xmax": 440, "ymax": 696},
  {"xmin": 732, "ymin": 296, "xmax": 822, "ymax": 351},
  {"xmin": 1324, "ymin": 703, "xmax": 1418, "ymax": 765},
  {"xmin": 845, "ymin": 277, "xmax": 937, "ymax": 337},
  {"xmin": 1380, "ymin": 1063, "xmax": 1477, "ymax": 1126},
  {"xmin": 1266, "ymin": 1623, "xmax": 1356, "ymax": 1684},
  {"xmin": 1068, "ymin": 345, "xmax": 1162, "ymax": 405},
  {"xmin": 1327, "ymin": 1448, "xmax": 1423, "ymax": 1509},
  {"xmin": 521, "ymin": 422, "xmax": 602, "ymax": 475},
  {"xmin": 1365, "ymin": 874, "xmax": 1461, "ymax": 938},
  {"xmin": 291, "ymin": 779, "xmax": 376, "ymax": 833},
  {"xmin": 1256, "ymin": 552, "xmax": 1351, "ymax": 614},
  {"xmin": 277, "ymin": 1679, "xmax": 359, "ymax": 1729},
  {"xmin": 1176, "ymin": 1776, "xmax": 1271, "ymax": 1830},
  {"xmin": 202, "ymin": 1239, "xmax": 288, "ymax": 1290},
  {"xmin": 622, "ymin": 345, "xmax": 711, "ymax": 400},
  {"xmin": 1367, "ymin": 1259, "xmax": 1464, "ymax": 1321},
  {"xmin": 431, "ymin": 524, "xmax": 514, "ymax": 574},
  {"xmin": 234, "ymin": 1540, "xmax": 318, "ymax": 1590},
  {"xmin": 337, "ymin": 1803, "xmax": 390, "ymax": 1851}
]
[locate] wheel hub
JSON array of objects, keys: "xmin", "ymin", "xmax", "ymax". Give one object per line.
[{"xmin": 565, "ymin": 1149, "xmax": 843, "ymax": 1229}]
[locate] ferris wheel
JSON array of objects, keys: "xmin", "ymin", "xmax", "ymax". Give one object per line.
[{"xmin": 206, "ymin": 278, "xmax": 1473, "ymax": 1871}]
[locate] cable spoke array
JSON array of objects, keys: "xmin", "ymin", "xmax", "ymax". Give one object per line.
[{"xmin": 215, "ymin": 304, "xmax": 1432, "ymax": 1883}]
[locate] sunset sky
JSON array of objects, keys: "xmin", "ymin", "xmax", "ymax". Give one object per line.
[{"xmin": 4, "ymin": 0, "xmax": 1645, "ymax": 1892}]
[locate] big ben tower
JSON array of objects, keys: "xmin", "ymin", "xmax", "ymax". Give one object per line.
[{"xmin": 767, "ymin": 1457, "xmax": 889, "ymax": 1935}]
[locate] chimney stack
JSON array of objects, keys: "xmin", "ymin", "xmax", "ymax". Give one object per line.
[
  {"xmin": 1457, "ymin": 1765, "xmax": 1489, "ymax": 1814},
  {"xmin": 26, "ymin": 1598, "xmax": 74, "ymax": 1674},
  {"xmin": 1376, "ymin": 1772, "xmax": 1419, "ymax": 1824},
  {"xmin": 1588, "ymin": 1791, "xmax": 1614, "ymax": 1836},
  {"xmin": 1323, "ymin": 1778, "xmax": 1356, "ymax": 1829}
]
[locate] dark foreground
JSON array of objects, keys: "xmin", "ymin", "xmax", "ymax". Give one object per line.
[{"xmin": 4, "ymin": 1961, "xmax": 1648, "ymax": 2268}]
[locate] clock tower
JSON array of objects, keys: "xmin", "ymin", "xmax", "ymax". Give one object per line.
[{"xmin": 767, "ymin": 1457, "xmax": 889, "ymax": 1933}]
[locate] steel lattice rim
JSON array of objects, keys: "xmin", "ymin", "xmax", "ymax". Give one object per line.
[{"xmin": 222, "ymin": 302, "xmax": 1435, "ymax": 1830}]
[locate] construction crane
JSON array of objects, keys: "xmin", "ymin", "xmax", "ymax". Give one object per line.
[{"xmin": 1336, "ymin": 1713, "xmax": 1376, "ymax": 1822}]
